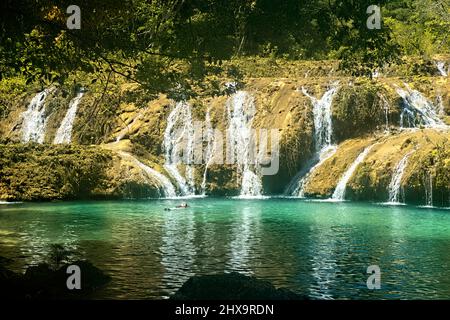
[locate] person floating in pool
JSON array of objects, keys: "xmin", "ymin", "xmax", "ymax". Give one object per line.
[
  {"xmin": 176, "ymin": 202, "xmax": 189, "ymax": 208},
  {"xmin": 165, "ymin": 202, "xmax": 189, "ymax": 211}
]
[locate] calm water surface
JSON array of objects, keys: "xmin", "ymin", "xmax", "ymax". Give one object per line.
[{"xmin": 0, "ymin": 199, "xmax": 449, "ymax": 299}]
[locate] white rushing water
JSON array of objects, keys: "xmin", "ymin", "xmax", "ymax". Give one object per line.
[
  {"xmin": 387, "ymin": 150, "xmax": 415, "ymax": 204},
  {"xmin": 294, "ymin": 145, "xmax": 337, "ymax": 197},
  {"xmin": 119, "ymin": 152, "xmax": 176, "ymax": 198},
  {"xmin": 226, "ymin": 91, "xmax": 263, "ymax": 198},
  {"xmin": 379, "ymin": 94, "xmax": 390, "ymax": 132},
  {"xmin": 21, "ymin": 89, "xmax": 51, "ymax": 143},
  {"xmin": 163, "ymin": 101, "xmax": 196, "ymax": 196},
  {"xmin": 436, "ymin": 61, "xmax": 448, "ymax": 77},
  {"xmin": 424, "ymin": 172, "xmax": 434, "ymax": 207},
  {"xmin": 396, "ymin": 86, "xmax": 446, "ymax": 129},
  {"xmin": 331, "ymin": 143, "xmax": 376, "ymax": 201},
  {"xmin": 54, "ymin": 91, "xmax": 84, "ymax": 144},
  {"xmin": 201, "ymin": 108, "xmax": 215, "ymax": 194},
  {"xmin": 289, "ymin": 83, "xmax": 340, "ymax": 196}
]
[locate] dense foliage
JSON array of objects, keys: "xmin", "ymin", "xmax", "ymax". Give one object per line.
[
  {"xmin": 0, "ymin": 0, "xmax": 448, "ymax": 94},
  {"xmin": 0, "ymin": 144, "xmax": 111, "ymax": 200}
]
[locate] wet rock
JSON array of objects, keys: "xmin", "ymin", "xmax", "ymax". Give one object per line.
[
  {"xmin": 0, "ymin": 259, "xmax": 110, "ymax": 299},
  {"xmin": 171, "ymin": 272, "xmax": 307, "ymax": 300}
]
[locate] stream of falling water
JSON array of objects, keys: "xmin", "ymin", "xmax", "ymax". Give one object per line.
[
  {"xmin": 118, "ymin": 151, "xmax": 176, "ymax": 198},
  {"xmin": 331, "ymin": 143, "xmax": 376, "ymax": 201},
  {"xmin": 226, "ymin": 91, "xmax": 263, "ymax": 198},
  {"xmin": 288, "ymin": 83, "xmax": 339, "ymax": 197},
  {"xmin": 436, "ymin": 61, "xmax": 448, "ymax": 77},
  {"xmin": 201, "ymin": 108, "xmax": 215, "ymax": 195},
  {"xmin": 21, "ymin": 89, "xmax": 52, "ymax": 143},
  {"xmin": 163, "ymin": 101, "xmax": 196, "ymax": 196},
  {"xmin": 396, "ymin": 86, "xmax": 446, "ymax": 129},
  {"xmin": 423, "ymin": 172, "xmax": 434, "ymax": 208},
  {"xmin": 386, "ymin": 150, "xmax": 415, "ymax": 204},
  {"xmin": 54, "ymin": 91, "xmax": 84, "ymax": 144}
]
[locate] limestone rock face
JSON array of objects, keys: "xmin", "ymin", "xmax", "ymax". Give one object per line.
[{"xmin": 0, "ymin": 59, "xmax": 449, "ymax": 205}]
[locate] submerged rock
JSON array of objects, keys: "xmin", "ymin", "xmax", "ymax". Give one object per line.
[{"xmin": 171, "ymin": 272, "xmax": 306, "ymax": 300}]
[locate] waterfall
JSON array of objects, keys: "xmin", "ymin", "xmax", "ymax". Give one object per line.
[
  {"xmin": 54, "ymin": 91, "xmax": 84, "ymax": 144},
  {"xmin": 163, "ymin": 101, "xmax": 196, "ymax": 196},
  {"xmin": 331, "ymin": 143, "xmax": 376, "ymax": 201},
  {"xmin": 119, "ymin": 152, "xmax": 176, "ymax": 198},
  {"xmin": 387, "ymin": 150, "xmax": 414, "ymax": 204},
  {"xmin": 396, "ymin": 86, "xmax": 446, "ymax": 129},
  {"xmin": 21, "ymin": 89, "xmax": 51, "ymax": 143},
  {"xmin": 294, "ymin": 146, "xmax": 337, "ymax": 197},
  {"xmin": 379, "ymin": 94, "xmax": 390, "ymax": 132},
  {"xmin": 424, "ymin": 172, "xmax": 434, "ymax": 207},
  {"xmin": 303, "ymin": 84, "xmax": 338, "ymax": 150},
  {"xmin": 436, "ymin": 61, "xmax": 448, "ymax": 77},
  {"xmin": 289, "ymin": 83, "xmax": 339, "ymax": 196},
  {"xmin": 201, "ymin": 108, "xmax": 215, "ymax": 194},
  {"xmin": 226, "ymin": 91, "xmax": 263, "ymax": 197}
]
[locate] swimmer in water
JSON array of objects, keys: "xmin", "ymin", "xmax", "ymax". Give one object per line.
[
  {"xmin": 165, "ymin": 202, "xmax": 189, "ymax": 211},
  {"xmin": 176, "ymin": 202, "xmax": 188, "ymax": 208}
]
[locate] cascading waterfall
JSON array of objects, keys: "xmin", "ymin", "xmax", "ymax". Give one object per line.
[
  {"xmin": 201, "ymin": 108, "xmax": 215, "ymax": 194},
  {"xmin": 54, "ymin": 91, "xmax": 84, "ymax": 144},
  {"xmin": 379, "ymin": 94, "xmax": 390, "ymax": 132},
  {"xmin": 436, "ymin": 61, "xmax": 448, "ymax": 77},
  {"xmin": 21, "ymin": 89, "xmax": 52, "ymax": 143},
  {"xmin": 303, "ymin": 84, "xmax": 338, "ymax": 150},
  {"xmin": 387, "ymin": 150, "xmax": 415, "ymax": 204},
  {"xmin": 294, "ymin": 146, "xmax": 337, "ymax": 197},
  {"xmin": 424, "ymin": 172, "xmax": 434, "ymax": 207},
  {"xmin": 331, "ymin": 143, "xmax": 376, "ymax": 201},
  {"xmin": 396, "ymin": 86, "xmax": 446, "ymax": 129},
  {"xmin": 119, "ymin": 151, "xmax": 176, "ymax": 198},
  {"xmin": 289, "ymin": 83, "xmax": 339, "ymax": 196},
  {"xmin": 226, "ymin": 91, "xmax": 263, "ymax": 197},
  {"xmin": 163, "ymin": 101, "xmax": 196, "ymax": 196}
]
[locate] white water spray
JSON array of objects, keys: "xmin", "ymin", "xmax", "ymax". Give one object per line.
[
  {"xmin": 387, "ymin": 150, "xmax": 415, "ymax": 204},
  {"xmin": 289, "ymin": 83, "xmax": 340, "ymax": 196},
  {"xmin": 201, "ymin": 108, "xmax": 215, "ymax": 194},
  {"xmin": 119, "ymin": 152, "xmax": 176, "ymax": 198},
  {"xmin": 424, "ymin": 172, "xmax": 434, "ymax": 207},
  {"xmin": 436, "ymin": 61, "xmax": 448, "ymax": 77},
  {"xmin": 21, "ymin": 89, "xmax": 52, "ymax": 143},
  {"xmin": 331, "ymin": 143, "xmax": 376, "ymax": 201},
  {"xmin": 163, "ymin": 101, "xmax": 196, "ymax": 196},
  {"xmin": 226, "ymin": 91, "xmax": 263, "ymax": 197},
  {"xmin": 396, "ymin": 86, "xmax": 446, "ymax": 129},
  {"xmin": 54, "ymin": 91, "xmax": 84, "ymax": 144}
]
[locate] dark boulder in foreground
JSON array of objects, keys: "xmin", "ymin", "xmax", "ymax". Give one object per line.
[
  {"xmin": 171, "ymin": 272, "xmax": 307, "ymax": 300},
  {"xmin": 0, "ymin": 258, "xmax": 110, "ymax": 299}
]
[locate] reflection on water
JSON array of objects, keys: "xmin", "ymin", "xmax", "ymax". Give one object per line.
[
  {"xmin": 308, "ymin": 224, "xmax": 339, "ymax": 300},
  {"xmin": 160, "ymin": 208, "xmax": 196, "ymax": 298},
  {"xmin": 0, "ymin": 199, "xmax": 450, "ymax": 299},
  {"xmin": 227, "ymin": 205, "xmax": 261, "ymax": 274}
]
